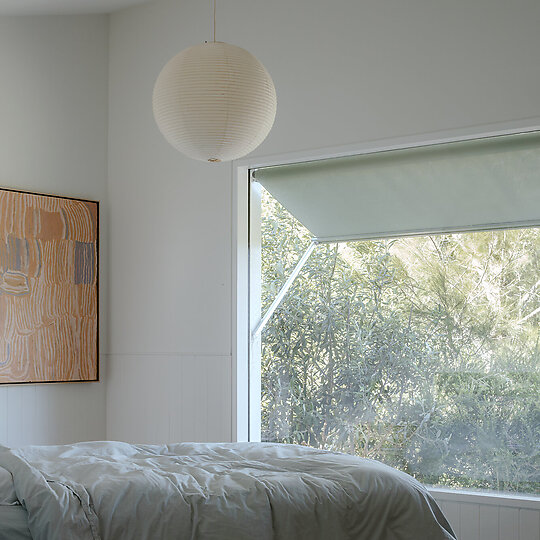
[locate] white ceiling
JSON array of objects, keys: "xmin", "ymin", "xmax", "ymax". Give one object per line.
[{"xmin": 0, "ymin": 0, "xmax": 151, "ymax": 15}]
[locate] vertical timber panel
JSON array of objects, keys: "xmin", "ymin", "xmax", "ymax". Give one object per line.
[
  {"xmin": 519, "ymin": 509, "xmax": 540, "ymax": 540},
  {"xmin": 499, "ymin": 507, "xmax": 519, "ymax": 540},
  {"xmin": 0, "ymin": 388, "xmax": 7, "ymax": 444},
  {"xmin": 460, "ymin": 503, "xmax": 480, "ymax": 540},
  {"xmin": 479, "ymin": 505, "xmax": 499, "ymax": 540}
]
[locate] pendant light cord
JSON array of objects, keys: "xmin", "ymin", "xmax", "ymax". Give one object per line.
[{"xmin": 213, "ymin": 0, "xmax": 216, "ymax": 42}]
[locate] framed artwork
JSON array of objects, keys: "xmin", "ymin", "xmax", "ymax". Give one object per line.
[{"xmin": 0, "ymin": 188, "xmax": 98, "ymax": 384}]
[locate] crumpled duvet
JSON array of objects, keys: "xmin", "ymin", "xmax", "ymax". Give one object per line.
[{"xmin": 0, "ymin": 441, "xmax": 456, "ymax": 540}]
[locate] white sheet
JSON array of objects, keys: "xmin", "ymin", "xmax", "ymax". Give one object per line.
[
  {"xmin": 0, "ymin": 506, "xmax": 31, "ymax": 540},
  {"xmin": 0, "ymin": 466, "xmax": 17, "ymax": 505}
]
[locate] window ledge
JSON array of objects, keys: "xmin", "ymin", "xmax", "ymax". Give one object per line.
[{"xmin": 429, "ymin": 487, "xmax": 540, "ymax": 509}]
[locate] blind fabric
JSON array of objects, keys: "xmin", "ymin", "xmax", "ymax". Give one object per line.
[{"xmin": 253, "ymin": 132, "xmax": 540, "ymax": 242}]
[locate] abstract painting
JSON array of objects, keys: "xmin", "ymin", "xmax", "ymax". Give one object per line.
[{"xmin": 0, "ymin": 188, "xmax": 98, "ymax": 384}]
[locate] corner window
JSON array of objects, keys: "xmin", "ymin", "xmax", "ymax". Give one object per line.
[
  {"xmin": 247, "ymin": 132, "xmax": 540, "ymax": 496},
  {"xmin": 254, "ymin": 190, "xmax": 539, "ymax": 495}
]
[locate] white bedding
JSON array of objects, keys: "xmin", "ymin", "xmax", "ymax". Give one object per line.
[
  {"xmin": 0, "ymin": 506, "xmax": 31, "ymax": 540},
  {"xmin": 0, "ymin": 441, "xmax": 456, "ymax": 540},
  {"xmin": 0, "ymin": 467, "xmax": 30, "ymax": 540},
  {"xmin": 0, "ymin": 466, "xmax": 17, "ymax": 505}
]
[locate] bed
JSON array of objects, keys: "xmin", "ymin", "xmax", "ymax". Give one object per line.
[
  {"xmin": 0, "ymin": 441, "xmax": 456, "ymax": 539},
  {"xmin": 0, "ymin": 465, "xmax": 31, "ymax": 540}
]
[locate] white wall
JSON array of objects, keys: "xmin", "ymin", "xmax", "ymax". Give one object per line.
[
  {"xmin": 0, "ymin": 15, "xmax": 109, "ymax": 445},
  {"xmin": 106, "ymin": 0, "xmax": 540, "ymax": 444},
  {"xmin": 106, "ymin": 0, "xmax": 233, "ymax": 443}
]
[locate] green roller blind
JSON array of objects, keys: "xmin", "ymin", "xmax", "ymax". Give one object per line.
[{"xmin": 252, "ymin": 132, "xmax": 540, "ymax": 242}]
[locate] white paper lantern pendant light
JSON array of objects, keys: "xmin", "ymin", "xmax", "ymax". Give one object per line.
[{"xmin": 153, "ymin": 0, "xmax": 277, "ymax": 163}]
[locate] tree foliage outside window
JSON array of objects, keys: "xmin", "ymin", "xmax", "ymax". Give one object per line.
[{"xmin": 260, "ymin": 189, "xmax": 540, "ymax": 495}]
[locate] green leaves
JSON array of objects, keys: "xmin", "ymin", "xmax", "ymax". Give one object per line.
[{"xmin": 259, "ymin": 188, "xmax": 540, "ymax": 494}]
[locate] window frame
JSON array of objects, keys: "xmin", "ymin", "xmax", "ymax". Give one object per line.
[{"xmin": 232, "ymin": 119, "xmax": 540, "ymax": 505}]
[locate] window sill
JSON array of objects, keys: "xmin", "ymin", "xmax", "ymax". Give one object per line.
[{"xmin": 429, "ymin": 487, "xmax": 540, "ymax": 509}]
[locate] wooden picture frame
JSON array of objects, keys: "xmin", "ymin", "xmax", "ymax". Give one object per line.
[{"xmin": 0, "ymin": 188, "xmax": 98, "ymax": 384}]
